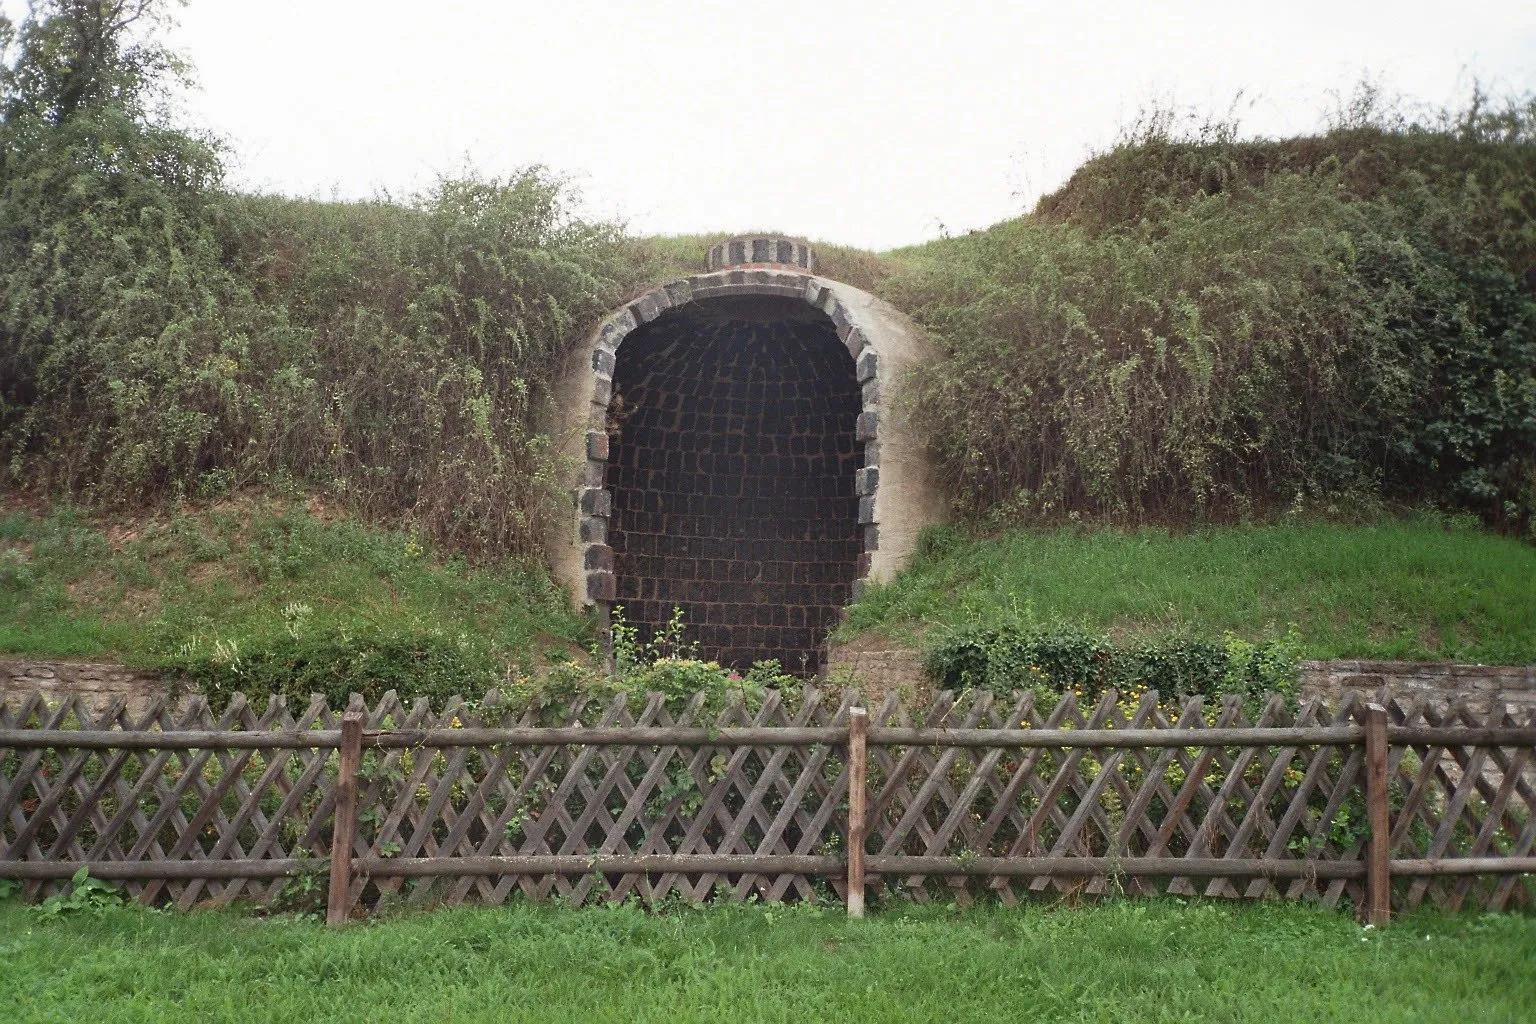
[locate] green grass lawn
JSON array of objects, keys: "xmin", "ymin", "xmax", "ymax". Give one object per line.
[
  {"xmin": 843, "ymin": 517, "xmax": 1536, "ymax": 664},
  {"xmin": 0, "ymin": 498, "xmax": 590, "ymax": 672},
  {"xmin": 0, "ymin": 899, "xmax": 1531, "ymax": 1022},
  {"xmin": 6, "ymin": 500, "xmax": 1534, "ymax": 683}
]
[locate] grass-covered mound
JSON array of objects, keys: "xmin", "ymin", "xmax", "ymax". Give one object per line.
[
  {"xmin": 2, "ymin": 4, "xmax": 1533, "ymax": 709},
  {"xmin": 2, "ymin": 897, "xmax": 1532, "ymax": 1023},
  {"xmin": 0, "ymin": 498, "xmax": 589, "ymax": 699},
  {"xmin": 0, "ymin": 3, "xmax": 899, "ymax": 564},
  {"xmin": 0, "ymin": 3, "xmax": 698, "ymax": 560},
  {"xmin": 843, "ymin": 516, "xmax": 1536, "ymax": 666},
  {"xmin": 886, "ymin": 96, "xmax": 1536, "ymax": 536},
  {"xmin": 4, "ymin": 3, "xmax": 1534, "ymax": 564},
  {"xmin": 0, "ymin": 497, "xmax": 816, "ymax": 709}
]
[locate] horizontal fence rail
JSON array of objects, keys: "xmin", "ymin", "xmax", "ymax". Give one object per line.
[
  {"xmin": 2, "ymin": 687, "xmax": 1533, "ymax": 923},
  {"xmin": 10, "ymin": 725, "xmax": 1530, "ymax": 751}
]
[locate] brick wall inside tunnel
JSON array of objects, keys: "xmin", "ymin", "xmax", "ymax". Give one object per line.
[{"xmin": 604, "ymin": 295, "xmax": 862, "ymax": 674}]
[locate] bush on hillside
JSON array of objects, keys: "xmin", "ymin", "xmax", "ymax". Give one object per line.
[
  {"xmin": 165, "ymin": 622, "xmax": 506, "ymax": 715},
  {"xmin": 207, "ymin": 177, "xmax": 634, "ymax": 558},
  {"xmin": 923, "ymin": 619, "xmax": 1303, "ymax": 708},
  {"xmin": 1037, "ymin": 88, "xmax": 1536, "ymax": 288},
  {"xmin": 4, "ymin": 4, "xmax": 1533, "ymax": 559},
  {"xmin": 171, "ymin": 601, "xmax": 801, "ymax": 716},
  {"xmin": 0, "ymin": 2, "xmax": 650, "ymax": 560},
  {"xmin": 887, "ymin": 91, "xmax": 1536, "ymax": 536}
]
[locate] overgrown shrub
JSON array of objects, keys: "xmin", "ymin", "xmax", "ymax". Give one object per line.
[
  {"xmin": 165, "ymin": 622, "xmax": 507, "ymax": 713},
  {"xmin": 566, "ymin": 604, "xmax": 803, "ymax": 714},
  {"xmin": 1036, "ymin": 88, "xmax": 1536, "ymax": 287},
  {"xmin": 169, "ymin": 600, "xmax": 802, "ymax": 716},
  {"xmin": 525, "ymin": 655, "xmax": 802, "ymax": 723},
  {"xmin": 5, "ymin": 0, "xmax": 1533, "ymax": 569},
  {"xmin": 0, "ymin": 3, "xmax": 651, "ymax": 560},
  {"xmin": 923, "ymin": 619, "xmax": 1303, "ymax": 706},
  {"xmin": 886, "ymin": 90, "xmax": 1536, "ymax": 535},
  {"xmin": 205, "ymin": 179, "xmax": 641, "ymax": 558}
]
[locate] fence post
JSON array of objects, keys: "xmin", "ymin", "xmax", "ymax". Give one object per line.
[
  {"xmin": 846, "ymin": 706, "xmax": 869, "ymax": 919},
  {"xmin": 1364, "ymin": 702, "xmax": 1391, "ymax": 926},
  {"xmin": 327, "ymin": 711, "xmax": 364, "ymax": 927}
]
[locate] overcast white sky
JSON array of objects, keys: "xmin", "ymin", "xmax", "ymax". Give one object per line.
[{"xmin": 48, "ymin": 1, "xmax": 1536, "ymax": 249}]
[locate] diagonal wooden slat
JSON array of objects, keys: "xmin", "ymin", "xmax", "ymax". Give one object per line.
[
  {"xmin": 4, "ymin": 687, "xmax": 1533, "ymax": 913},
  {"xmin": 1022, "ymin": 692, "xmax": 1123, "ymax": 894},
  {"xmin": 1444, "ymin": 705, "xmax": 1530, "ymax": 911},
  {"xmin": 1189, "ymin": 695, "xmax": 1292, "ymax": 898}
]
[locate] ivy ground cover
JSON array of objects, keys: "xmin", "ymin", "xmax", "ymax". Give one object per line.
[{"xmin": 1, "ymin": 899, "xmax": 1532, "ymax": 1022}]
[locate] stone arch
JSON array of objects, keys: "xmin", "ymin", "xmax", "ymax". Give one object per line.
[{"xmin": 546, "ymin": 236, "xmax": 944, "ymax": 672}]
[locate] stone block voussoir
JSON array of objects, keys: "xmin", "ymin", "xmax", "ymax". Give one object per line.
[
  {"xmin": 844, "ymin": 327, "xmax": 867, "ymax": 358},
  {"xmin": 584, "ymin": 544, "xmax": 615, "ymax": 573},
  {"xmin": 586, "ymin": 571, "xmax": 617, "ymax": 603},
  {"xmin": 625, "ymin": 294, "xmax": 653, "ymax": 324},
  {"xmin": 630, "ymin": 287, "xmax": 671, "ymax": 323},
  {"xmin": 765, "ymin": 270, "xmax": 808, "ymax": 290},
  {"xmin": 831, "ymin": 301, "xmax": 853, "ymax": 333},
  {"xmin": 855, "ymin": 411, "xmax": 879, "ymax": 442},
  {"xmin": 579, "ymin": 516, "xmax": 608, "ymax": 544},
  {"xmin": 662, "ymin": 279, "xmax": 693, "ymax": 307},
  {"xmin": 607, "ymin": 308, "xmax": 637, "ymax": 336},
  {"xmin": 578, "ymin": 487, "xmax": 612, "ymax": 517},
  {"xmin": 598, "ymin": 319, "xmax": 629, "ymax": 352}
]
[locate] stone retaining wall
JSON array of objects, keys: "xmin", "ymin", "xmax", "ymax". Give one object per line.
[
  {"xmin": 1298, "ymin": 660, "xmax": 1536, "ymax": 715},
  {"xmin": 6, "ymin": 655, "xmax": 1535, "ymax": 719},
  {"xmin": 1, "ymin": 659, "xmax": 173, "ymax": 719},
  {"xmin": 824, "ymin": 646, "xmax": 1536, "ymax": 714},
  {"xmin": 825, "ymin": 641, "xmax": 929, "ymax": 702}
]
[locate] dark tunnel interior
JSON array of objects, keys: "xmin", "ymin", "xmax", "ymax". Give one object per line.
[{"xmin": 604, "ymin": 295, "xmax": 863, "ymax": 674}]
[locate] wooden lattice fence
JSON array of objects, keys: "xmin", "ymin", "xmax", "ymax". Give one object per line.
[{"xmin": 2, "ymin": 687, "xmax": 1533, "ymax": 923}]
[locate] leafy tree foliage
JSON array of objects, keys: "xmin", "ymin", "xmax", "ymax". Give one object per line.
[{"xmin": 0, "ymin": 0, "xmax": 230, "ymax": 478}]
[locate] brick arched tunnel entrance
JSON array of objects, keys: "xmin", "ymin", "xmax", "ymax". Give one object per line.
[
  {"xmin": 606, "ymin": 295, "xmax": 861, "ymax": 674},
  {"xmin": 547, "ymin": 236, "xmax": 946, "ymax": 678}
]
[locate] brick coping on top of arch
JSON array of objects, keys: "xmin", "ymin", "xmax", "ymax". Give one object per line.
[{"xmin": 574, "ymin": 267, "xmax": 886, "ymax": 613}]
